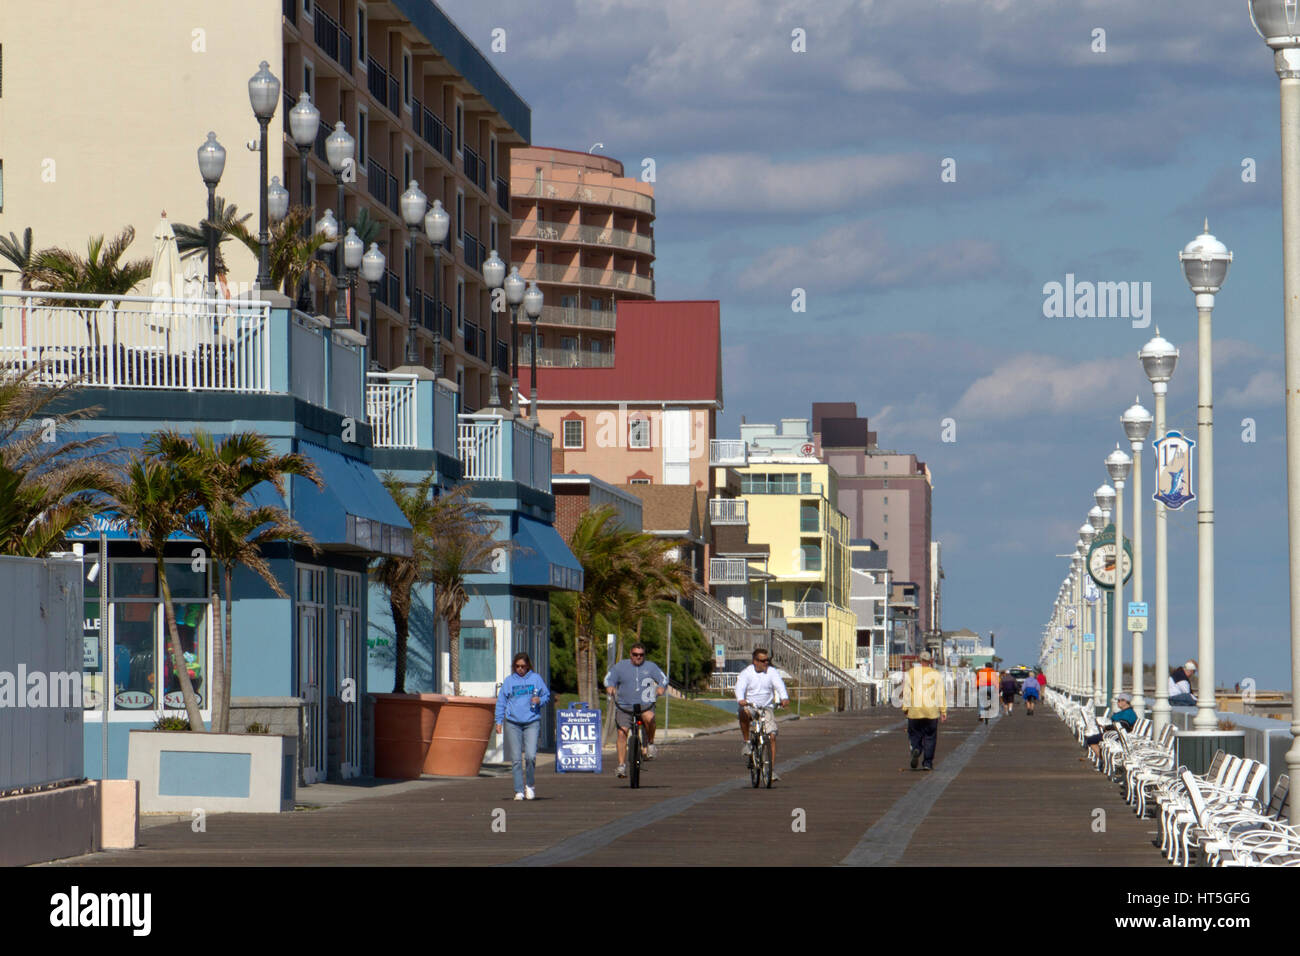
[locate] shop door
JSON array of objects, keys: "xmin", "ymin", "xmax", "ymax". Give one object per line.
[{"xmin": 297, "ymin": 566, "xmax": 327, "ymax": 784}]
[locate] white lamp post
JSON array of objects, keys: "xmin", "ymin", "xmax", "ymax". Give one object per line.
[
  {"xmin": 1180, "ymin": 222, "xmax": 1231, "ymax": 732},
  {"xmin": 1078, "ymin": 524, "xmax": 1096, "ymax": 700},
  {"xmin": 1141, "ymin": 330, "xmax": 1180, "ymax": 733},
  {"xmin": 1106, "ymin": 448, "xmax": 1133, "ymax": 710},
  {"xmin": 1122, "ymin": 399, "xmax": 1153, "ymax": 714},
  {"xmin": 1093, "ymin": 489, "xmax": 1115, "ymax": 707},
  {"xmin": 1247, "ymin": 0, "xmax": 1300, "ymax": 823}
]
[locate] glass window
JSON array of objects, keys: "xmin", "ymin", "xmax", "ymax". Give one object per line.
[
  {"xmin": 357, "ymin": 4, "xmax": 367, "ymax": 58},
  {"xmin": 456, "ymin": 191, "xmax": 464, "ymax": 240},
  {"xmin": 402, "ymin": 51, "xmax": 411, "ymax": 106},
  {"xmin": 357, "ymin": 107, "xmax": 368, "ymax": 168},
  {"xmin": 455, "ymin": 102, "xmax": 463, "ymax": 152},
  {"xmin": 563, "ymin": 419, "xmax": 584, "ymax": 449},
  {"xmin": 166, "ymin": 562, "xmax": 207, "ymax": 599},
  {"xmin": 113, "ymin": 603, "xmax": 157, "ymax": 709},
  {"xmin": 629, "ymin": 478, "xmax": 651, "ymax": 485},
  {"xmin": 590, "ymin": 340, "xmax": 603, "ymax": 354},
  {"xmin": 801, "ymin": 544, "xmax": 821, "ymax": 572},
  {"xmin": 459, "ymin": 625, "xmax": 495, "ymax": 682},
  {"xmin": 113, "ymin": 562, "xmax": 157, "ymax": 599},
  {"xmin": 163, "ymin": 602, "xmax": 209, "ymax": 710},
  {"xmin": 629, "ymin": 418, "xmax": 650, "ymax": 448},
  {"xmin": 800, "ymin": 504, "xmax": 819, "ymax": 533}
]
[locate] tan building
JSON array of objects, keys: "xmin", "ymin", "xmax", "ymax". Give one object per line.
[
  {"xmin": 510, "ymin": 146, "xmax": 655, "ymax": 367},
  {"xmin": 0, "ymin": 0, "xmax": 528, "ymax": 411}
]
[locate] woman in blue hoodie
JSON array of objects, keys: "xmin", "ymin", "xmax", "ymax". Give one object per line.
[{"xmin": 495, "ymin": 652, "xmax": 551, "ymax": 800}]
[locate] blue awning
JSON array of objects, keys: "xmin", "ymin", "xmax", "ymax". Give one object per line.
[
  {"xmin": 513, "ymin": 516, "xmax": 583, "ymax": 591},
  {"xmin": 292, "ymin": 443, "xmax": 412, "ymax": 557}
]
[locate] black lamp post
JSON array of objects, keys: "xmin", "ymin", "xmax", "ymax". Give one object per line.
[
  {"xmin": 524, "ymin": 281, "xmax": 543, "ymax": 422},
  {"xmin": 324, "ymin": 121, "xmax": 355, "ymax": 322},
  {"xmin": 196, "ymin": 132, "xmax": 226, "ymax": 295},
  {"xmin": 342, "ymin": 227, "xmax": 364, "ymax": 331},
  {"xmin": 424, "ymin": 199, "xmax": 450, "ymax": 378},
  {"xmin": 288, "ymin": 92, "xmax": 321, "ymax": 310},
  {"xmin": 247, "ymin": 61, "xmax": 281, "ymax": 291},
  {"xmin": 399, "ymin": 180, "xmax": 428, "ymax": 365},
  {"xmin": 502, "ymin": 265, "xmax": 525, "ymax": 413},
  {"xmin": 361, "ymin": 242, "xmax": 386, "ymax": 368},
  {"xmin": 482, "ymin": 251, "xmax": 506, "ymax": 407}
]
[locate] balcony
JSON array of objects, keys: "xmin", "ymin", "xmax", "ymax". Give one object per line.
[
  {"xmin": 366, "ymin": 372, "xmax": 458, "ymax": 458},
  {"xmin": 366, "ymin": 58, "xmax": 400, "ymax": 115},
  {"xmin": 514, "ymin": 219, "xmax": 654, "ymax": 256},
  {"xmin": 458, "ymin": 412, "xmax": 554, "ymax": 491},
  {"xmin": 518, "ymin": 262, "xmax": 653, "ymax": 297},
  {"xmin": 495, "ymin": 177, "xmax": 509, "ymax": 210},
  {"xmin": 283, "ymin": 0, "xmax": 295, "ymax": 25},
  {"xmin": 366, "ymin": 159, "xmax": 389, "ymax": 206},
  {"xmin": 710, "ymin": 557, "xmax": 749, "ymax": 585},
  {"xmin": 463, "ymin": 233, "xmax": 484, "ymax": 273},
  {"xmin": 0, "ymin": 290, "xmax": 366, "ymax": 421},
  {"xmin": 514, "ymin": 178, "xmax": 654, "ymax": 216},
  {"xmin": 517, "ymin": 343, "xmax": 614, "ymax": 368},
  {"xmin": 463, "ymin": 146, "xmax": 489, "ymax": 195},
  {"xmin": 739, "ymin": 476, "xmax": 824, "ymax": 496},
  {"xmin": 708, "ymin": 498, "xmax": 748, "ymax": 525},
  {"xmin": 313, "ymin": 8, "xmax": 352, "ymax": 70},
  {"xmin": 537, "ymin": 305, "xmax": 616, "ymax": 331},
  {"xmin": 710, "ymin": 439, "xmax": 747, "ymax": 466},
  {"xmin": 788, "ymin": 601, "xmax": 828, "ymax": 620}
]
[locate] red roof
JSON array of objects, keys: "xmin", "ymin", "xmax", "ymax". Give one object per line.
[{"xmin": 521, "ymin": 300, "xmax": 722, "ymax": 405}]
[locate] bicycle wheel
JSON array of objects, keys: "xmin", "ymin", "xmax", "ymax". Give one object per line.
[
  {"xmin": 762, "ymin": 734, "xmax": 774, "ymax": 788},
  {"xmin": 749, "ymin": 733, "xmax": 762, "ymax": 788},
  {"xmin": 629, "ymin": 723, "xmax": 641, "ymax": 789}
]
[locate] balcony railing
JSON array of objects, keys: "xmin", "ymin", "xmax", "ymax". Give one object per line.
[
  {"xmin": 789, "ymin": 602, "xmax": 828, "ymax": 619},
  {"xmin": 518, "ymin": 262, "xmax": 653, "ymax": 296},
  {"xmin": 463, "ymin": 146, "xmax": 488, "ymax": 195},
  {"xmin": 710, "ymin": 440, "xmax": 747, "ymax": 466},
  {"xmin": 0, "ymin": 290, "xmax": 273, "ymax": 393},
  {"xmin": 415, "ymin": 102, "xmax": 448, "ymax": 158},
  {"xmin": 710, "ymin": 557, "xmax": 749, "ymax": 585},
  {"xmin": 514, "ymin": 219, "xmax": 654, "ymax": 256},
  {"xmin": 515, "ymin": 178, "xmax": 655, "ymax": 215},
  {"xmin": 283, "ymin": 0, "xmax": 296, "ymax": 25},
  {"xmin": 517, "ymin": 344, "xmax": 614, "ymax": 368},
  {"xmin": 495, "ymin": 176, "xmax": 509, "ymax": 210},
  {"xmin": 739, "ymin": 477, "xmax": 824, "ymax": 496},
  {"xmin": 367, "ymin": 159, "xmax": 388, "ymax": 206},
  {"xmin": 463, "ymin": 233, "xmax": 483, "ymax": 273},
  {"xmin": 708, "ymin": 498, "xmax": 748, "ymax": 525},
  {"xmin": 457, "ymin": 413, "xmax": 553, "ymax": 488},
  {"xmin": 366, "ymin": 57, "xmax": 387, "ymax": 103},
  {"xmin": 366, "ymin": 373, "xmax": 418, "ymax": 448},
  {"xmin": 313, "ymin": 8, "xmax": 352, "ymax": 70},
  {"xmin": 537, "ymin": 305, "xmax": 616, "ymax": 331}
]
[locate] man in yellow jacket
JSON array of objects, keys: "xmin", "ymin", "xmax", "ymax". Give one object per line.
[{"xmin": 902, "ymin": 650, "xmax": 948, "ymax": 771}]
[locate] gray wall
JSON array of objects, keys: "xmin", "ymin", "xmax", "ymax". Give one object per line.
[{"xmin": 0, "ymin": 555, "xmax": 84, "ymax": 791}]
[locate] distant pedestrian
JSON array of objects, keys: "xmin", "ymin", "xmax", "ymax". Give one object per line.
[
  {"xmin": 1036, "ymin": 671, "xmax": 1047, "ymax": 693},
  {"xmin": 1000, "ymin": 671, "xmax": 1018, "ymax": 715},
  {"xmin": 976, "ymin": 663, "xmax": 999, "ymax": 723},
  {"xmin": 1022, "ymin": 670, "xmax": 1040, "ymax": 715},
  {"xmin": 495, "ymin": 652, "xmax": 551, "ymax": 801},
  {"xmin": 902, "ymin": 650, "xmax": 947, "ymax": 771},
  {"xmin": 1168, "ymin": 659, "xmax": 1198, "ymax": 707}
]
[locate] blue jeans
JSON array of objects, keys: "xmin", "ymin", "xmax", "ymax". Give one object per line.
[
  {"xmin": 504, "ymin": 720, "xmax": 540, "ymax": 794},
  {"xmin": 1169, "ymin": 694, "xmax": 1197, "ymax": 707}
]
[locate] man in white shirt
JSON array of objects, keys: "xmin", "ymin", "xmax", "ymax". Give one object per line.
[{"xmin": 735, "ymin": 647, "xmax": 790, "ymax": 770}]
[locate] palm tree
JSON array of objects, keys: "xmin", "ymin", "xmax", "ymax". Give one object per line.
[
  {"xmin": 0, "ymin": 364, "xmax": 116, "ymax": 557},
  {"xmin": 174, "ymin": 197, "xmax": 252, "ymax": 299},
  {"xmin": 28, "ymin": 227, "xmax": 152, "ymax": 350},
  {"xmin": 0, "ymin": 228, "xmax": 37, "ymax": 289},
  {"xmin": 567, "ymin": 506, "xmax": 642, "ymax": 706},
  {"xmin": 104, "ymin": 450, "xmax": 212, "ymax": 730},
  {"xmin": 206, "ymin": 204, "xmax": 336, "ymax": 300},
  {"xmin": 147, "ymin": 430, "xmax": 320, "ymax": 733},
  {"xmin": 374, "ymin": 471, "xmax": 440, "ymax": 694},
  {"xmin": 350, "ymin": 207, "xmax": 384, "ymax": 247}
]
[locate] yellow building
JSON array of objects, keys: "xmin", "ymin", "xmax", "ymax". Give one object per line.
[{"xmin": 722, "ymin": 460, "xmax": 856, "ymax": 672}]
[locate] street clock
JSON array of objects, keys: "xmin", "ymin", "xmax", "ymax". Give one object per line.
[{"xmin": 1086, "ymin": 524, "xmax": 1132, "ymax": 588}]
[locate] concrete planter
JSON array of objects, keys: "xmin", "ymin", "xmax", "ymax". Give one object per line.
[{"xmin": 127, "ymin": 730, "xmax": 297, "ymax": 813}]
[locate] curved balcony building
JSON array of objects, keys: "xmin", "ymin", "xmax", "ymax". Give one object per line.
[{"xmin": 510, "ymin": 147, "xmax": 656, "ymax": 367}]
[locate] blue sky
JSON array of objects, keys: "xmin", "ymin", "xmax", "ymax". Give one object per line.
[{"xmin": 443, "ymin": 0, "xmax": 1293, "ymax": 687}]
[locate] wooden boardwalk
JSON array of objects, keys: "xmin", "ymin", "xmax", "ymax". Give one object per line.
[{"xmin": 58, "ymin": 706, "xmax": 1163, "ymax": 867}]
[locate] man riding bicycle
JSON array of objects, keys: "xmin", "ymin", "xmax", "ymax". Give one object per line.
[
  {"xmin": 736, "ymin": 647, "xmax": 789, "ymax": 776},
  {"xmin": 604, "ymin": 642, "xmax": 668, "ymax": 778}
]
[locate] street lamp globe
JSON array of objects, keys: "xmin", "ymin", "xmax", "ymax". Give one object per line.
[
  {"xmin": 315, "ymin": 208, "xmax": 339, "ymax": 252},
  {"xmin": 247, "ymin": 61, "xmax": 281, "ymax": 120},
  {"xmin": 288, "ymin": 92, "xmax": 321, "ymax": 149},
  {"xmin": 1094, "ymin": 484, "xmax": 1116, "ymax": 515},
  {"xmin": 503, "ymin": 265, "xmax": 526, "ymax": 306},
  {"xmin": 324, "ymin": 121, "xmax": 355, "ymax": 177},
  {"xmin": 1079, "ymin": 523, "xmax": 1096, "ymax": 547},
  {"xmin": 1180, "ymin": 222, "xmax": 1233, "ymax": 294},
  {"xmin": 1089, "ymin": 506, "xmax": 1106, "ymax": 532},
  {"xmin": 424, "ymin": 200, "xmax": 450, "ymax": 244},
  {"xmin": 197, "ymin": 131, "xmax": 226, "ymax": 186},
  {"xmin": 1122, "ymin": 399, "xmax": 1153, "ymax": 443},
  {"xmin": 361, "ymin": 243, "xmax": 385, "ymax": 284},
  {"xmin": 1139, "ymin": 331, "xmax": 1180, "ymax": 385},
  {"xmin": 343, "ymin": 227, "xmax": 364, "ymax": 271},
  {"xmin": 1105, "ymin": 446, "xmax": 1132, "ymax": 484},
  {"xmin": 400, "ymin": 181, "xmax": 427, "ymax": 228},
  {"xmin": 523, "ymin": 281, "xmax": 543, "ymax": 319},
  {"xmin": 482, "ymin": 251, "xmax": 506, "ymax": 290},
  {"xmin": 268, "ymin": 176, "xmax": 290, "ymax": 222},
  {"xmin": 1250, "ymin": 1, "xmax": 1300, "ymax": 47}
]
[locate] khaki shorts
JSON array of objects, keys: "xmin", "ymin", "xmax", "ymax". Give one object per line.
[
  {"xmin": 615, "ymin": 706, "xmax": 653, "ymax": 731},
  {"xmin": 742, "ymin": 705, "xmax": 778, "ymax": 734}
]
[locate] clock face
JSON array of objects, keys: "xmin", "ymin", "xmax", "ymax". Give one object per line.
[{"xmin": 1087, "ymin": 542, "xmax": 1131, "ymax": 587}]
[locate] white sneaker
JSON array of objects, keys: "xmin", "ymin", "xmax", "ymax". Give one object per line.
[
  {"xmin": 742, "ymin": 742, "xmax": 753, "ymax": 757},
  {"xmin": 646, "ymin": 744, "xmax": 657, "ymax": 759},
  {"xmin": 616, "ymin": 764, "xmax": 627, "ymax": 778},
  {"xmin": 524, "ymin": 786, "xmax": 535, "ymax": 800},
  {"xmin": 514, "ymin": 792, "xmax": 524, "ymax": 801}
]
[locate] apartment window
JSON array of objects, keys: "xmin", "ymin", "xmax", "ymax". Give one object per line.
[
  {"xmin": 883, "ymin": 480, "xmax": 889, "ymax": 489},
  {"xmin": 402, "ymin": 50, "xmax": 412, "ymax": 109},
  {"xmin": 489, "ymin": 137, "xmax": 497, "ymax": 179},
  {"xmin": 629, "ymin": 478, "xmax": 651, "ymax": 486},
  {"xmin": 357, "ymin": 106, "xmax": 368, "ymax": 170},
  {"xmin": 303, "ymin": 60, "xmax": 314, "ymax": 99},
  {"xmin": 800, "ymin": 504, "xmax": 819, "ymax": 533},
  {"xmin": 456, "ymin": 190, "xmax": 464, "ymax": 242},
  {"xmin": 455, "ymin": 101, "xmax": 464, "ymax": 152},
  {"xmin": 590, "ymin": 340, "xmax": 603, "ymax": 354},
  {"xmin": 883, "ymin": 460, "xmax": 889, "ymax": 469},
  {"xmin": 357, "ymin": 4, "xmax": 367, "ymax": 59},
  {"xmin": 490, "ymin": 219, "xmax": 498, "ymax": 253},
  {"xmin": 883, "ymin": 514, "xmax": 888, "ymax": 523},
  {"xmin": 589, "ymin": 297, "xmax": 604, "ymax": 311},
  {"xmin": 883, "ymin": 496, "xmax": 888, "ymax": 505},
  {"xmin": 801, "ymin": 544, "xmax": 822, "ymax": 573},
  {"xmin": 560, "ymin": 295, "xmax": 578, "ymax": 310},
  {"xmin": 563, "ymin": 419, "xmax": 584, "ymax": 450},
  {"xmin": 629, "ymin": 418, "xmax": 650, "ymax": 449},
  {"xmin": 456, "ymin": 277, "xmax": 465, "ymax": 333},
  {"xmin": 560, "ymin": 336, "xmax": 578, "ymax": 352},
  {"xmin": 403, "ymin": 148, "xmax": 412, "ymax": 189},
  {"xmin": 456, "ymin": 367, "xmax": 464, "ymax": 405},
  {"xmin": 884, "ymin": 532, "xmax": 889, "ymax": 541},
  {"xmin": 303, "ymin": 0, "xmax": 313, "ymax": 19}
]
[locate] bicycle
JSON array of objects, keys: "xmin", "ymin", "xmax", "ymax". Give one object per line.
[
  {"xmin": 612, "ymin": 699, "xmax": 649, "ymax": 788},
  {"xmin": 745, "ymin": 703, "xmax": 776, "ymax": 789}
]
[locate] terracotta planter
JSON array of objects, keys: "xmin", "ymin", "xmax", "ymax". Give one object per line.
[
  {"xmin": 373, "ymin": 693, "xmax": 445, "ymax": 779},
  {"xmin": 424, "ymin": 696, "xmax": 496, "ymax": 776}
]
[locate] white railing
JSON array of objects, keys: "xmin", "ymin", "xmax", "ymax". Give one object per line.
[
  {"xmin": 367, "ymin": 373, "xmax": 419, "ymax": 448},
  {"xmin": 514, "ymin": 178, "xmax": 655, "ymax": 215},
  {"xmin": 459, "ymin": 414, "xmax": 505, "ymax": 480},
  {"xmin": 709, "ymin": 439, "xmax": 747, "ymax": 466},
  {"xmin": 515, "ymin": 219, "xmax": 654, "ymax": 255},
  {"xmin": 518, "ymin": 262, "xmax": 654, "ymax": 296},
  {"xmin": 532, "ymin": 426, "xmax": 553, "ymax": 492},
  {"xmin": 790, "ymin": 602, "xmax": 828, "ymax": 619},
  {"xmin": 518, "ymin": 344, "xmax": 615, "ymax": 368},
  {"xmin": 710, "ymin": 557, "xmax": 749, "ymax": 585},
  {"xmin": 538, "ymin": 304, "xmax": 617, "ymax": 330},
  {"xmin": 708, "ymin": 498, "xmax": 747, "ymax": 524},
  {"xmin": 0, "ymin": 290, "xmax": 272, "ymax": 393}
]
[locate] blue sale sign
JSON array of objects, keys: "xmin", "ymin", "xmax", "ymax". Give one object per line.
[{"xmin": 556, "ymin": 702, "xmax": 602, "ymax": 773}]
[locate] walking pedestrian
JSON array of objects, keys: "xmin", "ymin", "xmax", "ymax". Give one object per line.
[
  {"xmin": 1036, "ymin": 670, "xmax": 1047, "ymax": 693},
  {"xmin": 495, "ymin": 652, "xmax": 551, "ymax": 801},
  {"xmin": 1022, "ymin": 669, "xmax": 1040, "ymax": 715},
  {"xmin": 1000, "ymin": 670, "xmax": 1018, "ymax": 715},
  {"xmin": 976, "ymin": 662, "xmax": 999, "ymax": 723},
  {"xmin": 902, "ymin": 650, "xmax": 947, "ymax": 771}
]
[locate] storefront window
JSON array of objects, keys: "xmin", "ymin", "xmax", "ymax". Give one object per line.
[
  {"xmin": 114, "ymin": 603, "xmax": 158, "ymax": 710},
  {"xmin": 161, "ymin": 602, "xmax": 208, "ymax": 709}
]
